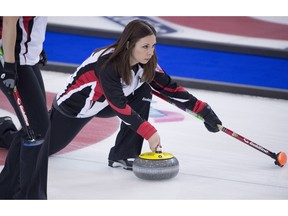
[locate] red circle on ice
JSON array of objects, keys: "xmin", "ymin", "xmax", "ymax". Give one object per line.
[{"xmin": 0, "ymin": 91, "xmax": 119, "ymax": 165}]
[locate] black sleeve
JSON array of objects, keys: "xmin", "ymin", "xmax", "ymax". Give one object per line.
[
  {"xmin": 150, "ymin": 64, "xmax": 199, "ymax": 110},
  {"xmin": 99, "ymin": 64, "xmax": 157, "ymax": 139}
]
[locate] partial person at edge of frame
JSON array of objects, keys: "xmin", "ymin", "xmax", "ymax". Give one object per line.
[{"xmin": 0, "ymin": 16, "xmax": 50, "ymax": 199}]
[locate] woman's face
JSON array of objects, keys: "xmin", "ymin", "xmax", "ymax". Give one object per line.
[{"xmin": 130, "ymin": 34, "xmax": 156, "ymax": 66}]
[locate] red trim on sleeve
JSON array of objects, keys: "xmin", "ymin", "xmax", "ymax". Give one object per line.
[
  {"xmin": 153, "ymin": 80, "xmax": 186, "ymax": 93},
  {"xmin": 108, "ymin": 102, "xmax": 132, "ymax": 115},
  {"xmin": 137, "ymin": 121, "xmax": 157, "ymax": 140},
  {"xmin": 192, "ymin": 100, "xmax": 206, "ymax": 114}
]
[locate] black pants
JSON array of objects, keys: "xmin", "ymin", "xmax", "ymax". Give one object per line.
[
  {"xmin": 108, "ymin": 83, "xmax": 152, "ymax": 160},
  {"xmin": 0, "ymin": 64, "xmax": 50, "ymax": 199},
  {"xmin": 48, "ymin": 83, "xmax": 152, "ymax": 161},
  {"xmin": 1, "ymin": 82, "xmax": 152, "ymax": 186}
]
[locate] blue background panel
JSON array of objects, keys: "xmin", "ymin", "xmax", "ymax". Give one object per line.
[{"xmin": 44, "ymin": 31, "xmax": 288, "ymax": 90}]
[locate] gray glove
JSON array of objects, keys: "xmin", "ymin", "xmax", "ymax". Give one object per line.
[{"xmin": 1, "ymin": 62, "xmax": 17, "ymax": 90}]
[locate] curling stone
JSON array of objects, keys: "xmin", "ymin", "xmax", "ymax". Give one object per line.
[{"xmin": 133, "ymin": 150, "xmax": 179, "ymax": 180}]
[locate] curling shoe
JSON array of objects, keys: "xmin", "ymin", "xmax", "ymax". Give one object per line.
[
  {"xmin": 0, "ymin": 116, "xmax": 13, "ymax": 126},
  {"xmin": 108, "ymin": 159, "xmax": 134, "ymax": 171},
  {"xmin": 0, "ymin": 116, "xmax": 15, "ymax": 149}
]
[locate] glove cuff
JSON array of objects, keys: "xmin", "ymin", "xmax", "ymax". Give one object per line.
[{"xmin": 4, "ymin": 62, "xmax": 16, "ymax": 72}]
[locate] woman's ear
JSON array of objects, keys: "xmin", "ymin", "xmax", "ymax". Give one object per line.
[{"xmin": 126, "ymin": 41, "xmax": 130, "ymax": 49}]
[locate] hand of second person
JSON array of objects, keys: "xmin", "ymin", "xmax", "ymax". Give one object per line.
[{"xmin": 148, "ymin": 132, "xmax": 162, "ymax": 152}]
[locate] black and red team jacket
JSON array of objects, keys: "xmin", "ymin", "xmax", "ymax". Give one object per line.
[{"xmin": 54, "ymin": 48, "xmax": 202, "ymax": 140}]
